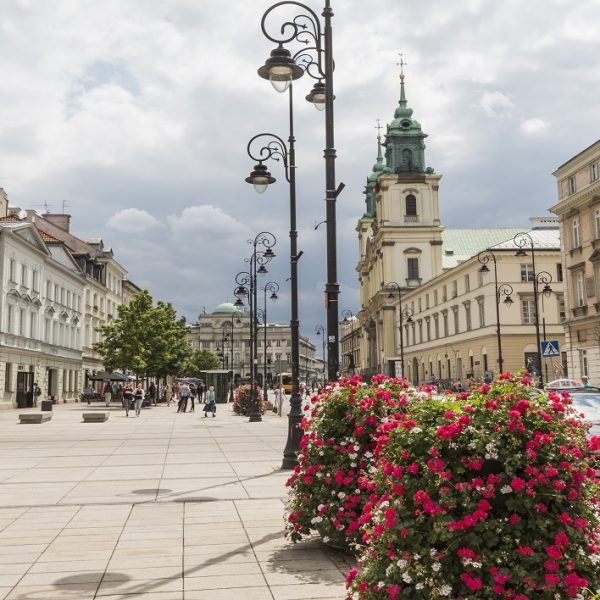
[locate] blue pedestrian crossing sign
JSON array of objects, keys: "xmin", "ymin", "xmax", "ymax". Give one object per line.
[{"xmin": 541, "ymin": 340, "xmax": 560, "ymax": 358}]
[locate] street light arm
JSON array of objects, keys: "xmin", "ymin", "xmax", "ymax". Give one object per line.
[{"xmin": 247, "ymin": 133, "xmax": 291, "ymax": 183}]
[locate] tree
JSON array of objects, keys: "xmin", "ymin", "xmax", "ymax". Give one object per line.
[
  {"xmin": 95, "ymin": 290, "xmax": 191, "ymax": 379},
  {"xmin": 183, "ymin": 349, "xmax": 220, "ymax": 378}
]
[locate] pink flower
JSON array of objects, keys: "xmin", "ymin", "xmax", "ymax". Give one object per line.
[{"xmin": 511, "ymin": 477, "xmax": 526, "ymax": 492}]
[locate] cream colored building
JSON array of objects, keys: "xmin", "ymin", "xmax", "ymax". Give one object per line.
[
  {"xmin": 354, "ymin": 73, "xmax": 566, "ymax": 386},
  {"xmin": 551, "ymin": 139, "xmax": 600, "ymax": 380},
  {"xmin": 188, "ymin": 303, "xmax": 318, "ymax": 389}
]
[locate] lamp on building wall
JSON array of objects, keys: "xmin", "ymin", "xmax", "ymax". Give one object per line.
[
  {"xmin": 385, "ymin": 282, "xmax": 414, "ymax": 378},
  {"xmin": 256, "ymin": 0, "xmax": 341, "ymax": 384},
  {"xmin": 513, "ymin": 232, "xmax": 553, "ymax": 385},
  {"xmin": 477, "ymin": 250, "xmax": 514, "ymax": 375}
]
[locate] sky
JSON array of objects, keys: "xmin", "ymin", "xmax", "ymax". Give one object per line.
[{"xmin": 1, "ymin": 0, "xmax": 600, "ymax": 354}]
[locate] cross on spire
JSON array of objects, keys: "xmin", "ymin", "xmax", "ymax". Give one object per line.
[
  {"xmin": 375, "ymin": 118, "xmax": 382, "ymax": 141},
  {"xmin": 396, "ymin": 52, "xmax": 407, "ymax": 80}
]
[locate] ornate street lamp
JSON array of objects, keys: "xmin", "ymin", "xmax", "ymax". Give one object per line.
[
  {"xmin": 257, "ymin": 1, "xmax": 342, "ymax": 383},
  {"xmin": 477, "ymin": 250, "xmax": 515, "ymax": 375},
  {"xmin": 259, "ymin": 281, "xmax": 279, "ymax": 398},
  {"xmin": 341, "ymin": 309, "xmax": 357, "ymax": 374},
  {"xmin": 513, "ymin": 232, "xmax": 553, "ymax": 385},
  {"xmin": 234, "ymin": 231, "xmax": 277, "ymax": 421},
  {"xmin": 244, "ymin": 133, "xmax": 302, "ymax": 469},
  {"xmin": 385, "ymin": 282, "xmax": 414, "ymax": 378}
]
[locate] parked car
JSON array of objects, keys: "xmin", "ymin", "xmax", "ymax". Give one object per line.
[{"xmin": 568, "ymin": 390, "xmax": 600, "ymax": 437}]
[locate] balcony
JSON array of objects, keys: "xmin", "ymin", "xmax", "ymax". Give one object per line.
[{"xmin": 572, "ymin": 305, "xmax": 588, "ymax": 318}]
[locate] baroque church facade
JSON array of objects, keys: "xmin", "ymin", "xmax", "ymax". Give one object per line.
[{"xmin": 354, "ymin": 72, "xmax": 566, "ymax": 385}]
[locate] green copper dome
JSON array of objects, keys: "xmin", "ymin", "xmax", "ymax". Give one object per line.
[
  {"xmin": 384, "ymin": 73, "xmax": 429, "ymax": 174},
  {"xmin": 212, "ymin": 302, "xmax": 242, "ymax": 315}
]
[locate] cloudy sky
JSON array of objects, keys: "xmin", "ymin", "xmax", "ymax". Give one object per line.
[{"xmin": 1, "ymin": 0, "xmax": 599, "ymax": 352}]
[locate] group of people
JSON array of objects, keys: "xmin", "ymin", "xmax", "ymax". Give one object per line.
[{"xmin": 83, "ymin": 379, "xmax": 217, "ymax": 418}]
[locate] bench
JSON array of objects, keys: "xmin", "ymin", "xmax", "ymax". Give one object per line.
[
  {"xmin": 19, "ymin": 413, "xmax": 52, "ymax": 424},
  {"xmin": 82, "ymin": 412, "xmax": 110, "ymax": 423}
]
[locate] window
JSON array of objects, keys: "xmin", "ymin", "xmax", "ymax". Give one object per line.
[
  {"xmin": 9, "ymin": 259, "xmax": 16, "ymax": 283},
  {"xmin": 574, "ymin": 271, "xmax": 585, "ymax": 307},
  {"xmin": 442, "ymin": 286, "xmax": 447, "ymax": 302},
  {"xmin": 521, "ymin": 264, "xmax": 534, "ymax": 282},
  {"xmin": 19, "ymin": 309, "xmax": 26, "ymax": 336},
  {"xmin": 46, "ymin": 280, "xmax": 52, "ymax": 300},
  {"xmin": 568, "ymin": 175, "xmax": 576, "ymax": 194},
  {"xmin": 580, "ymin": 349, "xmax": 589, "ymax": 377},
  {"xmin": 595, "ymin": 208, "xmax": 600, "ymax": 239},
  {"xmin": 405, "ymin": 194, "xmax": 417, "ymax": 216},
  {"xmin": 452, "ymin": 281, "xmax": 458, "ymax": 298},
  {"xmin": 558, "ymin": 296, "xmax": 566, "ymax": 323},
  {"xmin": 591, "ymin": 162, "xmax": 599, "ymax": 182},
  {"xmin": 478, "ymin": 299, "xmax": 485, "ymax": 328},
  {"xmin": 434, "ymin": 290, "xmax": 438, "ymax": 305},
  {"xmin": 521, "ymin": 299, "xmax": 536, "ymax": 324},
  {"xmin": 556, "ymin": 263, "xmax": 563, "ymax": 282},
  {"xmin": 21, "ymin": 265, "xmax": 27, "ymax": 287},
  {"xmin": 572, "ymin": 218, "xmax": 580, "ymax": 248},
  {"xmin": 32, "ymin": 270, "xmax": 39, "ymax": 292},
  {"xmin": 7, "ymin": 305, "xmax": 14, "ymax": 334},
  {"xmin": 464, "ymin": 275, "xmax": 470, "ymax": 293},
  {"xmin": 407, "ymin": 258, "xmax": 419, "ymax": 280},
  {"xmin": 4, "ymin": 363, "xmax": 12, "ymax": 392}
]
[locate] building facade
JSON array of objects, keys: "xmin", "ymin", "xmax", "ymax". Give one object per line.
[
  {"xmin": 354, "ymin": 73, "xmax": 566, "ymax": 385},
  {"xmin": 0, "ymin": 220, "xmax": 84, "ymax": 409},
  {"xmin": 551, "ymin": 139, "xmax": 600, "ymax": 380},
  {"xmin": 188, "ymin": 303, "xmax": 318, "ymax": 389}
]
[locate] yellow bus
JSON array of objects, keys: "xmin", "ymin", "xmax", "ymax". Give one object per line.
[{"xmin": 277, "ymin": 373, "xmax": 293, "ymax": 394}]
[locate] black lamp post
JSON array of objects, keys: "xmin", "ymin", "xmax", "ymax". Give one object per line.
[
  {"xmin": 385, "ymin": 282, "xmax": 414, "ymax": 378},
  {"xmin": 513, "ymin": 232, "xmax": 553, "ymax": 385},
  {"xmin": 244, "ymin": 133, "xmax": 301, "ymax": 469},
  {"xmin": 477, "ymin": 250, "xmax": 514, "ymax": 375},
  {"xmin": 257, "ymin": 1, "xmax": 342, "ymax": 383},
  {"xmin": 234, "ymin": 232, "xmax": 276, "ymax": 422},
  {"xmin": 259, "ymin": 281, "xmax": 279, "ymax": 398},
  {"xmin": 315, "ymin": 324, "xmax": 326, "ymax": 387}
]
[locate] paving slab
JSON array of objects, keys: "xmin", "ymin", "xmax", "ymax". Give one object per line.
[{"xmin": 0, "ymin": 403, "xmax": 351, "ymax": 599}]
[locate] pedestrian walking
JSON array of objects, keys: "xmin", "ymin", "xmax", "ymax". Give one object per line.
[
  {"xmin": 165, "ymin": 385, "xmax": 173, "ymax": 407},
  {"xmin": 275, "ymin": 385, "xmax": 286, "ymax": 417},
  {"xmin": 133, "ymin": 384, "xmax": 145, "ymax": 417},
  {"xmin": 33, "ymin": 383, "xmax": 42, "ymax": 407},
  {"xmin": 189, "ymin": 383, "xmax": 196, "ymax": 412},
  {"xmin": 104, "ymin": 381, "xmax": 113, "ymax": 407},
  {"xmin": 148, "ymin": 382, "xmax": 157, "ymax": 406},
  {"xmin": 122, "ymin": 385, "xmax": 134, "ymax": 417},
  {"xmin": 178, "ymin": 382, "xmax": 190, "ymax": 413},
  {"xmin": 203, "ymin": 386, "xmax": 216, "ymax": 417}
]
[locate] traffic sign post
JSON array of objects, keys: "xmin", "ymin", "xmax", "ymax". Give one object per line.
[{"xmin": 541, "ymin": 340, "xmax": 560, "ymax": 358}]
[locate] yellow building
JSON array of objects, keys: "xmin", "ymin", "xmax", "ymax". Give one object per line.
[{"xmin": 550, "ymin": 139, "xmax": 600, "ymax": 380}]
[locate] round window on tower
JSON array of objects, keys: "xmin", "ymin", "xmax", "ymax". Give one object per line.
[{"xmin": 401, "ymin": 120, "xmax": 411, "ymax": 128}]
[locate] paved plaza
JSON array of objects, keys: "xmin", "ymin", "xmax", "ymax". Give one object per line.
[{"xmin": 0, "ymin": 401, "xmax": 352, "ymax": 600}]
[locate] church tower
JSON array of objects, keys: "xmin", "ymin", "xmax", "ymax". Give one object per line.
[{"xmin": 356, "ymin": 65, "xmax": 444, "ymax": 376}]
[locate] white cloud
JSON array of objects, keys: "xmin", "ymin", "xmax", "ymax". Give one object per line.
[
  {"xmin": 519, "ymin": 118, "xmax": 550, "ymax": 135},
  {"xmin": 166, "ymin": 205, "xmax": 250, "ymax": 237},
  {"xmin": 107, "ymin": 208, "xmax": 159, "ymax": 233},
  {"xmin": 479, "ymin": 91, "xmax": 515, "ymax": 117}
]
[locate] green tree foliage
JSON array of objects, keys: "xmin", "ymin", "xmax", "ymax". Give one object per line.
[
  {"xmin": 183, "ymin": 349, "xmax": 220, "ymax": 378},
  {"xmin": 95, "ymin": 290, "xmax": 191, "ymax": 378}
]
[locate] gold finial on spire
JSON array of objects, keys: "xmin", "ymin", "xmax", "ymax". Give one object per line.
[
  {"xmin": 396, "ymin": 52, "xmax": 407, "ymax": 81},
  {"xmin": 375, "ymin": 118, "xmax": 382, "ymax": 142}
]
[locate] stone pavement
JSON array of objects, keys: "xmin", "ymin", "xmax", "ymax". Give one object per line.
[{"xmin": 0, "ymin": 401, "xmax": 353, "ymax": 600}]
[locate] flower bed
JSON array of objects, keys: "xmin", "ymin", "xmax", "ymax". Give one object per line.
[
  {"xmin": 346, "ymin": 374, "xmax": 600, "ymax": 599},
  {"xmin": 232, "ymin": 384, "xmax": 266, "ymax": 416},
  {"xmin": 285, "ymin": 375, "xmax": 428, "ymax": 548}
]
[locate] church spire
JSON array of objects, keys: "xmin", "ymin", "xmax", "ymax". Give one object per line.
[{"xmin": 384, "ymin": 56, "xmax": 430, "ymax": 175}]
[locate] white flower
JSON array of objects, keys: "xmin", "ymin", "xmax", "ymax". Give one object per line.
[
  {"xmin": 351, "ymin": 462, "xmax": 357, "ymax": 468},
  {"xmin": 349, "ymin": 453, "xmax": 358, "ymax": 460},
  {"xmin": 472, "ymin": 561, "xmax": 482, "ymax": 569},
  {"xmin": 317, "ymin": 504, "xmax": 326, "ymax": 511},
  {"xmin": 337, "ymin": 491, "xmax": 346, "ymax": 499},
  {"xmin": 364, "ymin": 451, "xmax": 373, "ymax": 458},
  {"xmin": 322, "ymin": 536, "xmax": 330, "ymax": 543},
  {"xmin": 432, "ymin": 562, "xmax": 441, "ymax": 572},
  {"xmin": 396, "ymin": 559, "xmax": 407, "ymax": 569},
  {"xmin": 411, "ymin": 427, "xmax": 423, "ymax": 433},
  {"xmin": 440, "ymin": 584, "xmax": 452, "ymax": 596},
  {"xmin": 416, "ymin": 582, "xmax": 424, "ymax": 590},
  {"xmin": 414, "ymin": 554, "xmax": 421, "ymax": 560},
  {"xmin": 500, "ymin": 485, "xmax": 512, "ymax": 494},
  {"xmin": 402, "ymin": 573, "xmax": 412, "ymax": 583},
  {"xmin": 310, "ymin": 516, "xmax": 323, "ymax": 524}
]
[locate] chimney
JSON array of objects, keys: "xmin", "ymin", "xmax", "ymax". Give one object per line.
[
  {"xmin": 44, "ymin": 213, "xmax": 71, "ymax": 232},
  {"xmin": 7, "ymin": 206, "xmax": 21, "ymax": 217},
  {"xmin": 0, "ymin": 188, "xmax": 8, "ymax": 217}
]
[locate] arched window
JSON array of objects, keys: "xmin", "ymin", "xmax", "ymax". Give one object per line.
[
  {"xmin": 402, "ymin": 148, "xmax": 413, "ymax": 171},
  {"xmin": 405, "ymin": 194, "xmax": 417, "ymax": 216}
]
